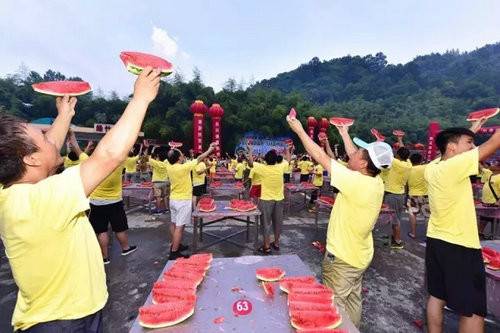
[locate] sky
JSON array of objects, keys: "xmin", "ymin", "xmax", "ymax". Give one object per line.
[{"xmin": 0, "ymin": 0, "xmax": 499, "ymax": 98}]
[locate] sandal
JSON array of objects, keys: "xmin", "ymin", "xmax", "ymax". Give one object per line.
[
  {"xmin": 257, "ymin": 245, "xmax": 271, "ymax": 255},
  {"xmin": 270, "ymin": 241, "xmax": 280, "ymax": 251}
]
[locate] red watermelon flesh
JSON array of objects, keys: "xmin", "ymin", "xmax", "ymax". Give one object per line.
[
  {"xmin": 289, "ymin": 108, "xmax": 297, "ymax": 119},
  {"xmin": 168, "ymin": 141, "xmax": 183, "ymax": 148},
  {"xmin": 370, "ymin": 128, "xmax": 386, "ymax": 141},
  {"xmin": 198, "ymin": 197, "xmax": 215, "ymax": 206},
  {"xmin": 152, "ymin": 289, "xmax": 197, "ymax": 304},
  {"xmin": 288, "ymin": 301, "xmax": 337, "ymax": 314},
  {"xmin": 198, "ymin": 202, "xmax": 216, "ymax": 212},
  {"xmin": 329, "ymin": 117, "xmax": 354, "ymax": 127},
  {"xmin": 289, "ymin": 286, "xmax": 333, "ymax": 298},
  {"xmin": 167, "ymin": 265, "xmax": 206, "ymax": 277},
  {"xmin": 318, "ymin": 196, "xmax": 335, "ymax": 206},
  {"xmin": 467, "ymin": 108, "xmax": 499, "ymax": 122},
  {"xmin": 229, "ymin": 199, "xmax": 257, "ymax": 212},
  {"xmin": 138, "ymin": 300, "xmax": 195, "ymax": 328},
  {"xmin": 288, "ymin": 294, "xmax": 334, "ymax": 305},
  {"xmin": 280, "ymin": 281, "xmax": 322, "ymax": 294},
  {"xmin": 154, "ymin": 279, "xmax": 197, "ymax": 291},
  {"xmin": 279, "ymin": 276, "xmax": 317, "ymax": 293},
  {"xmin": 120, "ymin": 51, "xmax": 173, "ymax": 77},
  {"xmin": 171, "ymin": 260, "xmax": 210, "ymax": 272},
  {"xmin": 32, "ymin": 81, "xmax": 92, "ymax": 96},
  {"xmin": 163, "ymin": 271, "xmax": 204, "ymax": 287},
  {"xmin": 256, "ymin": 267, "xmax": 286, "ymax": 281},
  {"xmin": 262, "ymin": 282, "xmax": 275, "ymax": 297},
  {"xmin": 290, "ymin": 310, "xmax": 342, "ymax": 330},
  {"xmin": 393, "ymin": 129, "xmax": 405, "ymax": 137},
  {"xmin": 189, "ymin": 253, "xmax": 213, "ymax": 264},
  {"xmin": 487, "ymin": 256, "xmax": 500, "ymax": 270}
]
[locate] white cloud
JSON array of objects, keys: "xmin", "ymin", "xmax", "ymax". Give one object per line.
[{"xmin": 151, "ymin": 26, "xmax": 179, "ymax": 58}]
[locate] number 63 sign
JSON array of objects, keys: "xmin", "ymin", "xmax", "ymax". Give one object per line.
[{"xmin": 232, "ymin": 299, "xmax": 253, "ymax": 316}]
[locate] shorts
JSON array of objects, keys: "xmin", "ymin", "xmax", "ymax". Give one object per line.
[
  {"xmin": 20, "ymin": 310, "xmax": 103, "ymax": 333},
  {"xmin": 89, "ymin": 201, "xmax": 128, "ymax": 234},
  {"xmin": 300, "ymin": 174, "xmax": 310, "ymax": 182},
  {"xmin": 258, "ymin": 200, "xmax": 284, "ymax": 239},
  {"xmin": 193, "ymin": 183, "xmax": 207, "ymax": 197},
  {"xmin": 407, "ymin": 195, "xmax": 430, "ymax": 217},
  {"xmin": 153, "ymin": 181, "xmax": 168, "ymax": 199},
  {"xmin": 384, "ymin": 192, "xmax": 406, "ymax": 226},
  {"xmin": 426, "ymin": 237, "xmax": 486, "ymax": 317},
  {"xmin": 284, "ymin": 173, "xmax": 291, "ymax": 183},
  {"xmin": 249, "ymin": 185, "xmax": 261, "ymax": 198},
  {"xmin": 170, "ymin": 200, "xmax": 192, "ymax": 226}
]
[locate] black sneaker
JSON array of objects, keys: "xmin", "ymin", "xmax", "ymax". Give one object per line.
[
  {"xmin": 168, "ymin": 251, "xmax": 190, "ymax": 260},
  {"xmin": 103, "ymin": 258, "xmax": 110, "ymax": 265},
  {"xmin": 121, "ymin": 245, "xmax": 138, "ymax": 256},
  {"xmin": 390, "ymin": 238, "xmax": 404, "ymax": 249}
]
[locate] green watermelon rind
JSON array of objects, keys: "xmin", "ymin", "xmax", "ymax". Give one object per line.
[
  {"xmin": 466, "ymin": 107, "xmax": 499, "ymax": 122},
  {"xmin": 126, "ymin": 64, "xmax": 173, "ymax": 77},
  {"xmin": 290, "ymin": 311, "xmax": 342, "ymax": 330},
  {"xmin": 139, "ymin": 306, "xmax": 195, "ymax": 328},
  {"xmin": 256, "ymin": 267, "xmax": 286, "ymax": 282}
]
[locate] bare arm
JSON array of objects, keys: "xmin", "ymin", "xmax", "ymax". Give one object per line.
[
  {"xmin": 321, "ymin": 137, "xmax": 336, "ymax": 159},
  {"xmin": 67, "ymin": 130, "xmax": 83, "ymax": 156},
  {"xmin": 336, "ymin": 125, "xmax": 357, "ymax": 159},
  {"xmin": 284, "ymin": 145, "xmax": 291, "ymax": 162},
  {"xmin": 246, "ymin": 143, "xmax": 254, "ymax": 167},
  {"xmin": 287, "ymin": 116, "xmax": 332, "ymax": 173},
  {"xmin": 196, "ymin": 143, "xmax": 216, "ymax": 163},
  {"xmin": 470, "ymin": 117, "xmax": 488, "ymax": 134},
  {"xmin": 80, "ymin": 67, "xmax": 161, "ymax": 196},
  {"xmin": 83, "ymin": 140, "xmax": 94, "ymax": 154},
  {"xmin": 396, "ymin": 135, "xmax": 404, "ymax": 148},
  {"xmin": 479, "ymin": 130, "xmax": 500, "ymax": 162},
  {"xmin": 138, "ymin": 143, "xmax": 144, "ymax": 156},
  {"xmin": 45, "ymin": 96, "xmax": 77, "ymax": 151}
]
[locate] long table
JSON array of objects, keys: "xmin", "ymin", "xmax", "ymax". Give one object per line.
[
  {"xmin": 192, "ymin": 200, "xmax": 261, "ymax": 252},
  {"xmin": 481, "ymin": 240, "xmax": 500, "ymax": 319},
  {"xmin": 129, "ymin": 254, "xmax": 359, "ymax": 333},
  {"xmin": 284, "ymin": 182, "xmax": 318, "ymax": 216},
  {"xmin": 208, "ymin": 182, "xmax": 245, "ymax": 198}
]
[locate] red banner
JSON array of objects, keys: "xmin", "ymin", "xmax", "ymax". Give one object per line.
[
  {"xmin": 426, "ymin": 121, "xmax": 441, "ymax": 161},
  {"xmin": 193, "ymin": 113, "xmax": 204, "ymax": 153},
  {"xmin": 211, "ymin": 117, "xmax": 222, "ymax": 157}
]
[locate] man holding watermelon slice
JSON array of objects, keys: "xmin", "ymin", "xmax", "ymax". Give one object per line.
[
  {"xmin": 424, "ymin": 120, "xmax": 500, "ymax": 333},
  {"xmin": 0, "ymin": 67, "xmax": 162, "ymax": 331},
  {"xmin": 287, "ymin": 112, "xmax": 393, "ymax": 327}
]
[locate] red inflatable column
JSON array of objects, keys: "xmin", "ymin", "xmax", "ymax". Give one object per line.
[
  {"xmin": 208, "ymin": 103, "xmax": 224, "ymax": 157},
  {"xmin": 426, "ymin": 121, "xmax": 441, "ymax": 162},
  {"xmin": 190, "ymin": 100, "xmax": 208, "ymax": 153},
  {"xmin": 307, "ymin": 116, "xmax": 318, "ymax": 140}
]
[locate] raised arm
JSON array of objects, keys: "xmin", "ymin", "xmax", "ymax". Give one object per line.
[
  {"xmin": 287, "ymin": 116, "xmax": 331, "ymax": 173},
  {"xmin": 196, "ymin": 143, "xmax": 217, "ymax": 163},
  {"xmin": 479, "ymin": 130, "xmax": 500, "ymax": 162},
  {"xmin": 80, "ymin": 67, "xmax": 161, "ymax": 196},
  {"xmin": 320, "ymin": 136, "xmax": 336, "ymax": 159},
  {"xmin": 67, "ymin": 129, "xmax": 83, "ymax": 156},
  {"xmin": 45, "ymin": 96, "xmax": 77, "ymax": 151},
  {"xmin": 335, "ymin": 125, "xmax": 357, "ymax": 159}
]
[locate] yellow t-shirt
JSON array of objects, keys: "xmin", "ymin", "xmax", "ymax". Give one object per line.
[
  {"xmin": 167, "ymin": 160, "xmax": 197, "ymax": 200},
  {"xmin": 425, "ymin": 148, "xmax": 480, "ymax": 249},
  {"xmin": 0, "ymin": 166, "xmax": 107, "ymax": 331},
  {"xmin": 312, "ymin": 164, "xmax": 324, "ymax": 187},
  {"xmin": 280, "ymin": 160, "xmax": 291, "ymax": 175},
  {"xmin": 480, "ymin": 168, "xmax": 493, "ymax": 183},
  {"xmin": 249, "ymin": 167, "xmax": 262, "ymax": 186},
  {"xmin": 482, "ymin": 173, "xmax": 500, "ymax": 204},
  {"xmin": 124, "ymin": 156, "xmax": 140, "ymax": 173},
  {"xmin": 326, "ymin": 160, "xmax": 384, "ymax": 269},
  {"xmin": 192, "ymin": 162, "xmax": 207, "ymax": 187},
  {"xmin": 229, "ymin": 159, "xmax": 237, "ymax": 172},
  {"xmin": 63, "ymin": 152, "xmax": 89, "ymax": 168},
  {"xmin": 252, "ymin": 162, "xmax": 285, "ymax": 200},
  {"xmin": 209, "ymin": 160, "xmax": 217, "ymax": 174},
  {"xmin": 149, "ymin": 158, "xmax": 169, "ymax": 182},
  {"xmin": 90, "ymin": 165, "xmax": 125, "ymax": 200},
  {"xmin": 298, "ymin": 160, "xmax": 313, "ymax": 175},
  {"xmin": 384, "ymin": 159, "xmax": 412, "ymax": 194},
  {"xmin": 235, "ymin": 163, "xmax": 245, "ymax": 180},
  {"xmin": 408, "ymin": 164, "xmax": 428, "ymax": 196}
]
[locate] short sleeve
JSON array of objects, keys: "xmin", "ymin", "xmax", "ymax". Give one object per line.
[
  {"xmin": 79, "ymin": 152, "xmax": 89, "ymax": 161},
  {"xmin": 252, "ymin": 162, "xmax": 265, "ymax": 176},
  {"xmin": 195, "ymin": 162, "xmax": 206, "ymax": 173},
  {"xmin": 186, "ymin": 159, "xmax": 198, "ymax": 171},
  {"xmin": 32, "ymin": 165, "xmax": 90, "ymax": 229},
  {"xmin": 330, "ymin": 159, "xmax": 359, "ymax": 193},
  {"xmin": 441, "ymin": 148, "xmax": 479, "ymax": 181}
]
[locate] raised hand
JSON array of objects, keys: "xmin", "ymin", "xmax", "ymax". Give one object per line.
[
  {"xmin": 470, "ymin": 117, "xmax": 488, "ymax": 133},
  {"xmin": 133, "ymin": 67, "xmax": 161, "ymax": 104},
  {"xmin": 55, "ymin": 95, "xmax": 77, "ymax": 117},
  {"xmin": 287, "ymin": 115, "xmax": 305, "ymax": 134}
]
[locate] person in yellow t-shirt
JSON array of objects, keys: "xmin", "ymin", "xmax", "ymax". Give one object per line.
[
  {"xmin": 227, "ymin": 154, "xmax": 238, "ymax": 172},
  {"xmin": 424, "ymin": 125, "xmax": 500, "ymax": 332},
  {"xmin": 478, "ymin": 165, "xmax": 500, "ymax": 238},
  {"xmin": 287, "ymin": 114, "xmax": 393, "ymax": 327},
  {"xmin": 146, "ymin": 146, "xmax": 170, "ymax": 213},
  {"xmin": 248, "ymin": 165, "xmax": 262, "ymax": 200},
  {"xmin": 297, "ymin": 156, "xmax": 313, "ymax": 182},
  {"xmin": 383, "ymin": 133, "xmax": 412, "ymax": 248},
  {"xmin": 63, "ymin": 130, "xmax": 92, "ymax": 168},
  {"xmin": 166, "ymin": 143, "xmax": 216, "ymax": 260},
  {"xmin": 308, "ymin": 161, "xmax": 324, "ymax": 211},
  {"xmin": 124, "ymin": 144, "xmax": 143, "ymax": 182},
  {"xmin": 234, "ymin": 157, "xmax": 246, "ymax": 180},
  {"xmin": 406, "ymin": 153, "xmax": 428, "ymax": 239},
  {"xmin": 0, "ymin": 69, "xmax": 161, "ymax": 331},
  {"xmin": 248, "ymin": 145, "xmax": 289, "ymax": 254},
  {"xmin": 192, "ymin": 156, "xmax": 208, "ymax": 203},
  {"xmin": 208, "ymin": 156, "xmax": 217, "ymax": 178}
]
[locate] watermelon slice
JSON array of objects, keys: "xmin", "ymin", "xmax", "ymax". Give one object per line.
[
  {"xmin": 169, "ymin": 141, "xmax": 183, "ymax": 148},
  {"xmin": 32, "ymin": 81, "xmax": 92, "ymax": 96},
  {"xmin": 168, "ymin": 265, "xmax": 207, "ymax": 277},
  {"xmin": 229, "ymin": 199, "xmax": 257, "ymax": 212},
  {"xmin": 261, "ymin": 282, "xmax": 275, "ymax": 298},
  {"xmin": 466, "ymin": 108, "xmax": 499, "ymax": 122},
  {"xmin": 172, "ymin": 260, "xmax": 210, "ymax": 272},
  {"xmin": 163, "ymin": 270, "xmax": 204, "ymax": 287},
  {"xmin": 329, "ymin": 117, "xmax": 354, "ymax": 127},
  {"xmin": 487, "ymin": 257, "xmax": 500, "ymax": 271},
  {"xmin": 189, "ymin": 253, "xmax": 213, "ymax": 264},
  {"xmin": 290, "ymin": 310, "xmax": 342, "ymax": 330},
  {"xmin": 279, "ymin": 276, "xmax": 317, "ymax": 293},
  {"xmin": 318, "ymin": 132, "xmax": 327, "ymax": 141},
  {"xmin": 318, "ymin": 196, "xmax": 335, "ymax": 206},
  {"xmin": 256, "ymin": 267, "xmax": 286, "ymax": 281},
  {"xmin": 289, "ymin": 286, "xmax": 334, "ymax": 299},
  {"xmin": 393, "ymin": 129, "xmax": 405, "ymax": 137},
  {"xmin": 482, "ymin": 247, "xmax": 499, "ymax": 264},
  {"xmin": 296, "ymin": 329, "xmax": 348, "ymax": 333},
  {"xmin": 198, "ymin": 202, "xmax": 216, "ymax": 212},
  {"xmin": 288, "ymin": 293, "xmax": 334, "ymax": 305},
  {"xmin": 120, "ymin": 51, "xmax": 173, "ymax": 76},
  {"xmin": 138, "ymin": 300, "xmax": 195, "ymax": 328},
  {"xmin": 289, "ymin": 108, "xmax": 297, "ymax": 119},
  {"xmin": 153, "ymin": 279, "xmax": 197, "ymax": 291},
  {"xmin": 198, "ymin": 197, "xmax": 215, "ymax": 206},
  {"xmin": 288, "ymin": 301, "xmax": 337, "ymax": 314},
  {"xmin": 152, "ymin": 289, "xmax": 197, "ymax": 304},
  {"xmin": 370, "ymin": 128, "xmax": 386, "ymax": 141}
]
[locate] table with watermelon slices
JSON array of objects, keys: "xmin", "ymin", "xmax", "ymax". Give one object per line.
[
  {"xmin": 212, "ymin": 174, "xmax": 236, "ymax": 182},
  {"xmin": 476, "ymin": 204, "xmax": 499, "ymax": 237},
  {"xmin": 481, "ymin": 240, "xmax": 500, "ymax": 319},
  {"xmin": 130, "ymin": 254, "xmax": 359, "ymax": 333},
  {"xmin": 208, "ymin": 182, "xmax": 245, "ymax": 198},
  {"xmin": 284, "ymin": 182, "xmax": 319, "ymax": 216},
  {"xmin": 122, "ymin": 183, "xmax": 154, "ymax": 213},
  {"xmin": 191, "ymin": 200, "xmax": 261, "ymax": 252}
]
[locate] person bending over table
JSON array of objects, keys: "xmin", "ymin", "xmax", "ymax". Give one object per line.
[
  {"xmin": 0, "ymin": 67, "xmax": 161, "ymax": 332},
  {"xmin": 287, "ymin": 113, "xmax": 393, "ymax": 328}
]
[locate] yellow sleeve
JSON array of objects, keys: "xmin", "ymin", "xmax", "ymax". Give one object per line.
[
  {"xmin": 330, "ymin": 159, "xmax": 360, "ymax": 193},
  {"xmin": 442, "ymin": 148, "xmax": 479, "ymax": 181}
]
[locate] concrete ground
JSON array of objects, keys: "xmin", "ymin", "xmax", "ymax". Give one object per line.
[{"xmin": 0, "ymin": 195, "xmax": 499, "ymax": 333}]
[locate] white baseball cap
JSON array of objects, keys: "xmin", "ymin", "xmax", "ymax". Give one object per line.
[{"xmin": 353, "ymin": 137, "xmax": 394, "ymax": 170}]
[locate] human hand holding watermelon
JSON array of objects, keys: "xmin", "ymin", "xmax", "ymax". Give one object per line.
[
  {"xmin": 55, "ymin": 95, "xmax": 77, "ymax": 118},
  {"xmin": 133, "ymin": 67, "xmax": 161, "ymax": 104},
  {"xmin": 287, "ymin": 114, "xmax": 305, "ymax": 134}
]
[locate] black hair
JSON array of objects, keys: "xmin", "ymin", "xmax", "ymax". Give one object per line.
[
  {"xmin": 435, "ymin": 127, "xmax": 475, "ymax": 155},
  {"xmin": 396, "ymin": 147, "xmax": 410, "ymax": 160},
  {"xmin": 128, "ymin": 150, "xmax": 135, "ymax": 157},
  {"xmin": 301, "ymin": 155, "xmax": 308, "ymax": 161},
  {"xmin": 361, "ymin": 149, "xmax": 381, "ymax": 176},
  {"xmin": 157, "ymin": 149, "xmax": 168, "ymax": 161},
  {"xmin": 264, "ymin": 150, "xmax": 278, "ymax": 165},
  {"xmin": 68, "ymin": 151, "xmax": 79, "ymax": 161},
  {"xmin": 409, "ymin": 153, "xmax": 423, "ymax": 165},
  {"xmin": 167, "ymin": 149, "xmax": 181, "ymax": 164},
  {"xmin": 277, "ymin": 155, "xmax": 283, "ymax": 163}
]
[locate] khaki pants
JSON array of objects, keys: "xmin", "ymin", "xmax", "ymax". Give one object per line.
[{"xmin": 322, "ymin": 253, "xmax": 366, "ymax": 328}]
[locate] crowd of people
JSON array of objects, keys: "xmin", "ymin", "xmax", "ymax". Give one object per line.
[{"xmin": 0, "ymin": 67, "xmax": 498, "ymax": 332}]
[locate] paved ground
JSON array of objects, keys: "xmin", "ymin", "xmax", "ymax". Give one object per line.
[{"xmin": 0, "ymin": 195, "xmax": 499, "ymax": 332}]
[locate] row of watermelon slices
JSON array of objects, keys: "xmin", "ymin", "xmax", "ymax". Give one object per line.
[
  {"xmin": 138, "ymin": 253, "xmax": 213, "ymax": 328},
  {"xmin": 255, "ymin": 267, "xmax": 345, "ymax": 332},
  {"xmin": 482, "ymin": 247, "xmax": 500, "ymax": 270}
]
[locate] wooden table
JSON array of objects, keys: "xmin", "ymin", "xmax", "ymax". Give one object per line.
[
  {"xmin": 481, "ymin": 240, "xmax": 500, "ymax": 319},
  {"xmin": 192, "ymin": 200, "xmax": 261, "ymax": 252},
  {"xmin": 129, "ymin": 254, "xmax": 359, "ymax": 333}
]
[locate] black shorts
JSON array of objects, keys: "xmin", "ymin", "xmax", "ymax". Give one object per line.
[
  {"xmin": 284, "ymin": 173, "xmax": 291, "ymax": 183},
  {"xmin": 20, "ymin": 310, "xmax": 102, "ymax": 332},
  {"xmin": 426, "ymin": 237, "xmax": 486, "ymax": 317},
  {"xmin": 300, "ymin": 174, "xmax": 309, "ymax": 182},
  {"xmin": 89, "ymin": 201, "xmax": 129, "ymax": 234},
  {"xmin": 193, "ymin": 183, "xmax": 207, "ymax": 197}
]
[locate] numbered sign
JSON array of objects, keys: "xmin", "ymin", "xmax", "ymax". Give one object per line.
[{"xmin": 232, "ymin": 299, "xmax": 253, "ymax": 316}]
